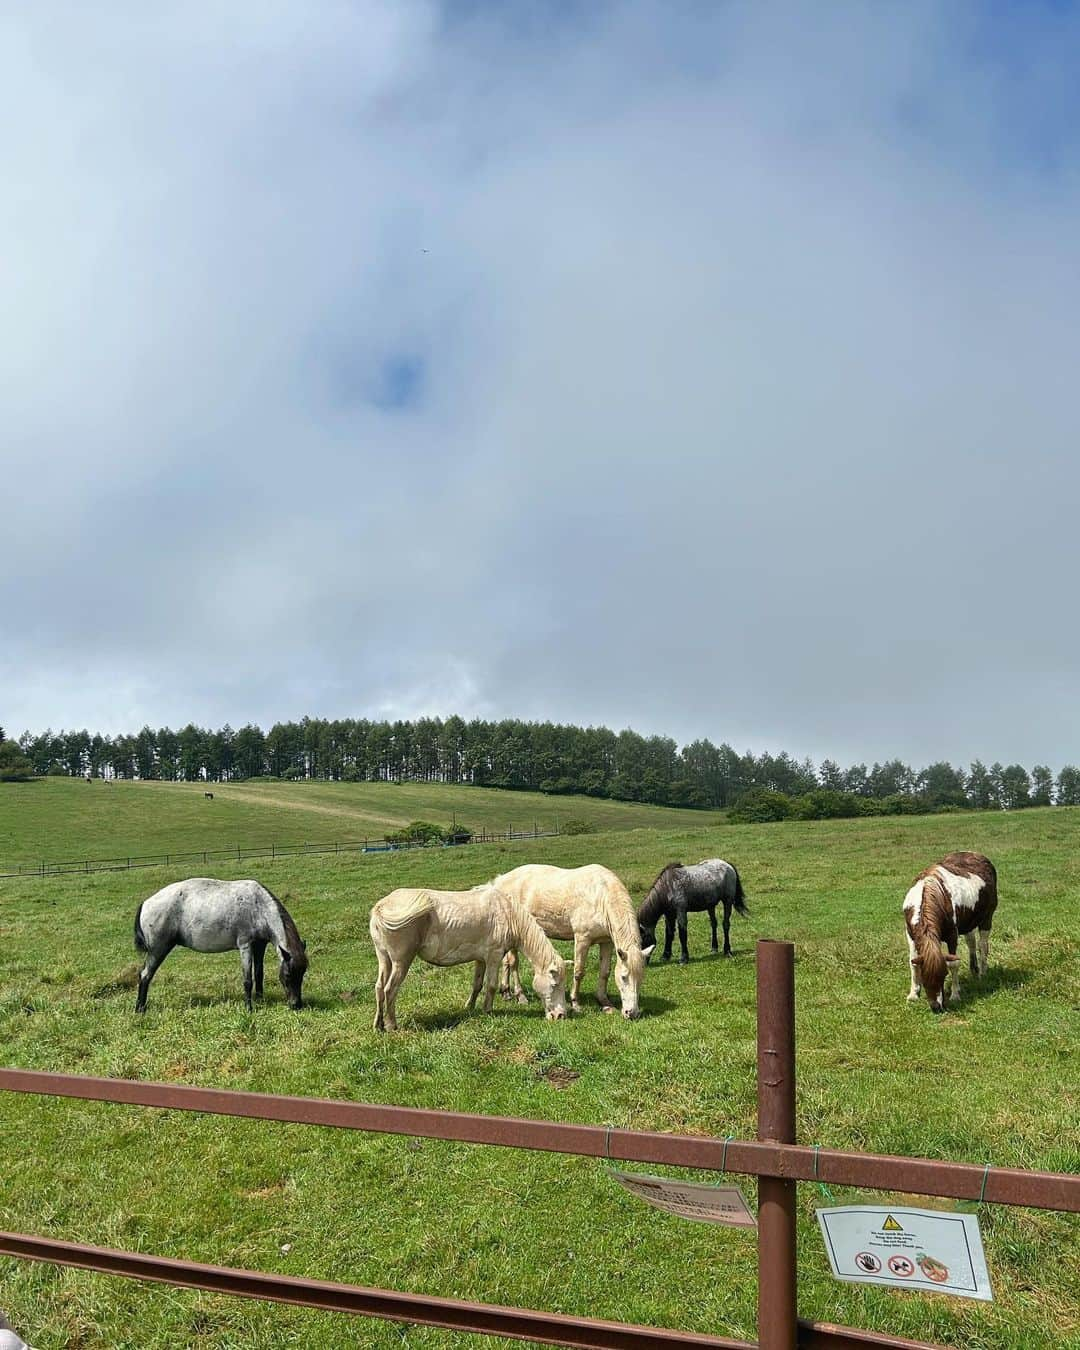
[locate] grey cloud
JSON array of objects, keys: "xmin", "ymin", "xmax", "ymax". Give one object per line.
[{"xmin": 3, "ymin": 2, "xmax": 1080, "ymax": 768}]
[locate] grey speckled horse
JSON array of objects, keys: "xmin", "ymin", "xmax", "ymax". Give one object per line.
[
  {"xmin": 0, "ymin": 1309, "xmax": 36, "ymax": 1350},
  {"xmin": 637, "ymin": 859, "xmax": 748, "ymax": 963},
  {"xmin": 134, "ymin": 878, "xmax": 308, "ymax": 1012}
]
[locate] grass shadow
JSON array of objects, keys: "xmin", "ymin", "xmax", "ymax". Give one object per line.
[{"xmin": 955, "ymin": 961, "xmax": 1032, "ymax": 1006}]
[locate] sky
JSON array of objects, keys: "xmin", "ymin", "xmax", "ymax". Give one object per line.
[{"xmin": 3, "ymin": 1, "xmax": 1080, "ymax": 767}]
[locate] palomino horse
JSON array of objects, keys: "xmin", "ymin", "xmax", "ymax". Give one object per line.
[
  {"xmin": 637, "ymin": 859, "xmax": 748, "ymax": 963},
  {"xmin": 903, "ymin": 851, "xmax": 998, "ymax": 1013},
  {"xmin": 133, "ymin": 878, "xmax": 309, "ymax": 1013},
  {"xmin": 369, "ymin": 884, "xmax": 567, "ymax": 1032},
  {"xmin": 493, "ymin": 863, "xmax": 652, "ymax": 1018}
]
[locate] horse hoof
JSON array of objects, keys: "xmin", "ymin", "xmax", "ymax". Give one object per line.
[
  {"xmin": 516, "ymin": 994, "xmax": 529, "ymax": 1006},
  {"xmin": 601, "ymin": 1004, "xmax": 616, "ymax": 1014},
  {"xmin": 679, "ymin": 958, "xmax": 689, "ymax": 966}
]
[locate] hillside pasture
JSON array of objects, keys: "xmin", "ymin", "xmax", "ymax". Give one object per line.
[
  {"xmin": 0, "ymin": 809, "xmax": 1077, "ymax": 1348},
  {"xmin": 0, "ymin": 777, "xmax": 715, "ymax": 871}
]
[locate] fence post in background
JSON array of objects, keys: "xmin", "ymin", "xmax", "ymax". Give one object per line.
[{"xmin": 756, "ymin": 939, "xmax": 797, "ymax": 1350}]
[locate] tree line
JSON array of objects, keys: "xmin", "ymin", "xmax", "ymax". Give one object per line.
[{"xmin": 5, "ymin": 717, "xmax": 1080, "ymax": 812}]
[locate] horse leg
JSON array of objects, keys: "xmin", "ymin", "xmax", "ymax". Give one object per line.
[
  {"xmin": 966, "ymin": 931, "xmax": 978, "ymax": 977},
  {"xmin": 978, "ymin": 928, "xmax": 991, "ymax": 976},
  {"xmin": 135, "ymin": 941, "xmax": 175, "ymax": 1014},
  {"xmin": 721, "ymin": 902, "xmax": 732, "ymax": 957},
  {"xmin": 240, "ymin": 945, "xmax": 256, "ymax": 1011},
  {"xmin": 482, "ymin": 954, "xmax": 502, "ymax": 1013},
  {"xmin": 708, "ymin": 905, "xmax": 719, "ymax": 954},
  {"xmin": 467, "ymin": 960, "xmax": 485, "ymax": 1011},
  {"xmin": 596, "ymin": 940, "xmax": 616, "ymax": 1012},
  {"xmin": 571, "ymin": 934, "xmax": 591, "ymax": 1012},
  {"xmin": 252, "ymin": 939, "xmax": 268, "ymax": 1000},
  {"xmin": 504, "ymin": 948, "xmax": 528, "ymax": 1005},
  {"xmin": 381, "ymin": 956, "xmax": 414, "ymax": 1032},
  {"xmin": 373, "ymin": 947, "xmax": 392, "ymax": 1032},
  {"xmin": 677, "ymin": 908, "xmax": 690, "ymax": 964},
  {"xmin": 499, "ymin": 951, "xmax": 514, "ymax": 1000},
  {"xmin": 662, "ymin": 913, "xmax": 675, "ymax": 962},
  {"xmin": 948, "ymin": 944, "xmax": 962, "ymax": 1003},
  {"xmin": 906, "ymin": 932, "xmax": 921, "ymax": 1002}
]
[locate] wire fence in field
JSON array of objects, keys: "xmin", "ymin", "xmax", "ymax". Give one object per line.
[{"xmin": 0, "ymin": 825, "xmax": 561, "ymax": 881}]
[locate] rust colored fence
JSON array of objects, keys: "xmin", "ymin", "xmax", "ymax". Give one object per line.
[{"xmin": 0, "ymin": 940, "xmax": 1076, "ymax": 1350}]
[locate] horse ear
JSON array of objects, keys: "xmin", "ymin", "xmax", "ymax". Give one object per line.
[
  {"xmin": 616, "ymin": 947, "xmax": 628, "ymax": 963},
  {"xmin": 301, "ymin": 939, "xmax": 307, "ymax": 951},
  {"xmin": 641, "ymin": 944, "xmax": 656, "ymax": 960},
  {"xmin": 278, "ymin": 945, "xmax": 291, "ymax": 964}
]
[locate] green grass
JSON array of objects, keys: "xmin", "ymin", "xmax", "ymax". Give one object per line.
[
  {"xmin": 0, "ymin": 808, "xmax": 1077, "ymax": 1349},
  {"xmin": 0, "ymin": 778, "xmax": 715, "ymax": 869}
]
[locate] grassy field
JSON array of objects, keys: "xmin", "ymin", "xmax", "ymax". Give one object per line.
[
  {"xmin": 0, "ymin": 807, "xmax": 1077, "ymax": 1349},
  {"xmin": 0, "ymin": 778, "xmax": 715, "ymax": 869}
]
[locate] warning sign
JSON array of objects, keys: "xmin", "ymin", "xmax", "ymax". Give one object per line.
[
  {"xmin": 610, "ymin": 1170, "xmax": 757, "ymax": 1227},
  {"xmin": 817, "ymin": 1206, "xmax": 992, "ymax": 1301}
]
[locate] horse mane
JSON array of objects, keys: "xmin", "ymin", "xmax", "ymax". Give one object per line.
[
  {"xmin": 509, "ymin": 901, "xmax": 564, "ymax": 974},
  {"xmin": 598, "ymin": 873, "xmax": 646, "ymax": 973},
  {"xmin": 638, "ymin": 862, "xmax": 684, "ymax": 925},
  {"xmin": 913, "ymin": 874, "xmax": 949, "ymax": 992}
]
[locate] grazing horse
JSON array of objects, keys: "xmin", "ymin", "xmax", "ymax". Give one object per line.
[
  {"xmin": 133, "ymin": 878, "xmax": 308, "ymax": 1013},
  {"xmin": 492, "ymin": 864, "xmax": 652, "ymax": 1018},
  {"xmin": 204, "ymin": 791, "xmax": 214, "ymax": 800},
  {"xmin": 369, "ymin": 885, "xmax": 567, "ymax": 1031},
  {"xmin": 637, "ymin": 859, "xmax": 748, "ymax": 964},
  {"xmin": 903, "ymin": 852, "xmax": 998, "ymax": 1013}
]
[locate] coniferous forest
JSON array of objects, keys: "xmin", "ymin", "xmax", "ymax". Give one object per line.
[{"xmin": 5, "ymin": 717, "xmax": 1079, "ymax": 816}]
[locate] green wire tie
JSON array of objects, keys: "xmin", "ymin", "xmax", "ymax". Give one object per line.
[{"xmin": 813, "ymin": 1144, "xmax": 836, "ymax": 1204}]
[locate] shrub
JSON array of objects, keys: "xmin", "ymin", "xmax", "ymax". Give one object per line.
[
  {"xmin": 0, "ymin": 740, "xmax": 35, "ymax": 782},
  {"xmin": 385, "ymin": 820, "xmax": 444, "ymax": 846},
  {"xmin": 728, "ymin": 788, "xmax": 794, "ymax": 823},
  {"xmin": 559, "ymin": 818, "xmax": 596, "ymax": 835},
  {"xmin": 441, "ymin": 822, "xmax": 473, "ymax": 845},
  {"xmin": 340, "ymin": 766, "xmax": 361, "ymax": 782}
]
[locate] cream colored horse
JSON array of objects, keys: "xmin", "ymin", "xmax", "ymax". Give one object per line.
[
  {"xmin": 369, "ymin": 884, "xmax": 568, "ymax": 1032},
  {"xmin": 492, "ymin": 863, "xmax": 653, "ymax": 1018}
]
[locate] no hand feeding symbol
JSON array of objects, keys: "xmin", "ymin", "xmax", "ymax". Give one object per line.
[{"xmin": 816, "ymin": 1206, "xmax": 992, "ymax": 1301}]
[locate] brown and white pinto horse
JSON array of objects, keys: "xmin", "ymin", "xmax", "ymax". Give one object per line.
[{"xmin": 903, "ymin": 852, "xmax": 998, "ymax": 1013}]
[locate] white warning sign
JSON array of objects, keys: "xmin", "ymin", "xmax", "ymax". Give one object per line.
[
  {"xmin": 610, "ymin": 1170, "xmax": 757, "ymax": 1227},
  {"xmin": 817, "ymin": 1205, "xmax": 992, "ymax": 1302}
]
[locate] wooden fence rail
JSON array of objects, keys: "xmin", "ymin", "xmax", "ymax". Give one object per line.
[{"xmin": 1, "ymin": 940, "xmax": 1076, "ymax": 1349}]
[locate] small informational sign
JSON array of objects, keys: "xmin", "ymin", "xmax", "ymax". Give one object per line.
[
  {"xmin": 610, "ymin": 1170, "xmax": 756, "ymax": 1227},
  {"xmin": 817, "ymin": 1206, "xmax": 992, "ymax": 1302}
]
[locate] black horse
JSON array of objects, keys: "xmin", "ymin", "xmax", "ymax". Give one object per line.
[{"xmin": 637, "ymin": 859, "xmax": 748, "ymax": 964}]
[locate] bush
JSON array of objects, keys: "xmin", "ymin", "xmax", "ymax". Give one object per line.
[
  {"xmin": 340, "ymin": 766, "xmax": 362, "ymax": 782},
  {"xmin": 441, "ymin": 822, "xmax": 473, "ymax": 845},
  {"xmin": 282, "ymin": 766, "xmax": 305, "ymax": 780},
  {"xmin": 728, "ymin": 788, "xmax": 794, "ymax": 823},
  {"xmin": 384, "ymin": 820, "xmax": 444, "ymax": 846},
  {"xmin": 0, "ymin": 740, "xmax": 35, "ymax": 782},
  {"xmin": 559, "ymin": 818, "xmax": 596, "ymax": 836}
]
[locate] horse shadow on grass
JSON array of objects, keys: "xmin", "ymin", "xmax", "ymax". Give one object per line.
[{"xmin": 952, "ymin": 961, "xmax": 1031, "ymax": 1008}]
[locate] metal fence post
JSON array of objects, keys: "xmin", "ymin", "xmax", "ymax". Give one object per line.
[{"xmin": 757, "ymin": 939, "xmax": 797, "ymax": 1350}]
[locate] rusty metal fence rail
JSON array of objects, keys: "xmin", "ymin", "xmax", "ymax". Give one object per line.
[{"xmin": 0, "ymin": 941, "xmax": 1076, "ymax": 1350}]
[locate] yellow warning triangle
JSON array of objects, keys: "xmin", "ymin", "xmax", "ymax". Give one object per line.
[{"xmin": 882, "ymin": 1215, "xmax": 903, "ymax": 1232}]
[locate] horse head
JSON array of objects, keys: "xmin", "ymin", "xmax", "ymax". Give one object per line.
[
  {"xmin": 613, "ymin": 944, "xmax": 651, "ymax": 1019},
  {"xmin": 278, "ymin": 940, "xmax": 309, "ymax": 1010},
  {"xmin": 533, "ymin": 954, "xmax": 568, "ymax": 1020}
]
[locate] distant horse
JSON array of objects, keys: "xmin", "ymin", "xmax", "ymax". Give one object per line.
[
  {"xmin": 133, "ymin": 878, "xmax": 308, "ymax": 1013},
  {"xmin": 903, "ymin": 852, "xmax": 998, "ymax": 1013},
  {"xmin": 492, "ymin": 863, "xmax": 652, "ymax": 1018},
  {"xmin": 0, "ymin": 1310, "xmax": 36, "ymax": 1350},
  {"xmin": 204, "ymin": 791, "xmax": 214, "ymax": 800},
  {"xmin": 637, "ymin": 859, "xmax": 748, "ymax": 964},
  {"xmin": 369, "ymin": 884, "xmax": 567, "ymax": 1031}
]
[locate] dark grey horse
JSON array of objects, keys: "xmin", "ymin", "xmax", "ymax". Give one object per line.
[
  {"xmin": 637, "ymin": 859, "xmax": 748, "ymax": 963},
  {"xmin": 134, "ymin": 878, "xmax": 308, "ymax": 1012}
]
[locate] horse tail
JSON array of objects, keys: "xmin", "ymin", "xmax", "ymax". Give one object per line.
[
  {"xmin": 134, "ymin": 902, "xmax": 148, "ymax": 952},
  {"xmin": 731, "ymin": 866, "xmax": 749, "ymax": 916}
]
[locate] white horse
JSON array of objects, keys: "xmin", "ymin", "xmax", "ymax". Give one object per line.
[
  {"xmin": 492, "ymin": 864, "xmax": 653, "ymax": 1018},
  {"xmin": 134, "ymin": 878, "xmax": 308, "ymax": 1013},
  {"xmin": 369, "ymin": 884, "xmax": 568, "ymax": 1032}
]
